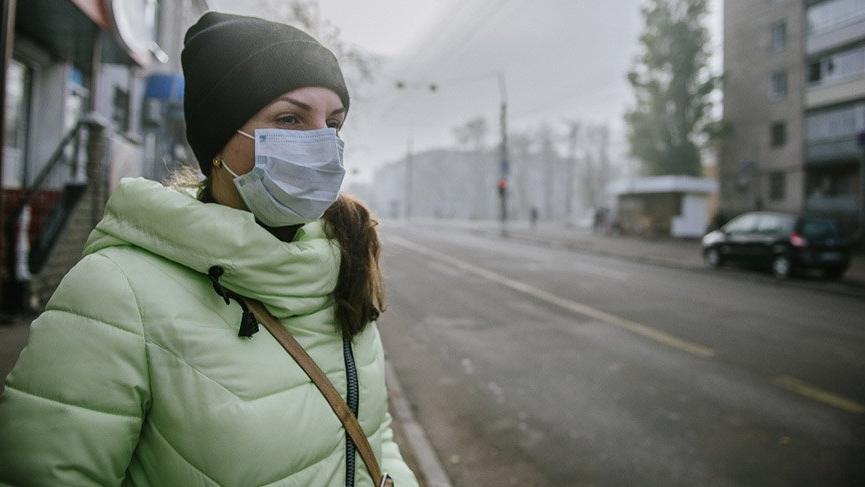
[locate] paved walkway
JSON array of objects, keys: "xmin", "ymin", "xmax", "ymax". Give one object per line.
[{"xmin": 398, "ymin": 218, "xmax": 865, "ymax": 293}]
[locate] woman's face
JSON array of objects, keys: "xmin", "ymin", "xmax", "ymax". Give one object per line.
[{"xmin": 211, "ymin": 86, "xmax": 346, "ymax": 212}]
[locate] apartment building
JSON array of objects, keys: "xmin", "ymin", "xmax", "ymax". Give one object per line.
[{"xmin": 721, "ymin": 0, "xmax": 865, "ymax": 237}]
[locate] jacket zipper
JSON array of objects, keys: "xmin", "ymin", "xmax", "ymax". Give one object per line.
[{"xmin": 343, "ymin": 335, "xmax": 359, "ymax": 487}]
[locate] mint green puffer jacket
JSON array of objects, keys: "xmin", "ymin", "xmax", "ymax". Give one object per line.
[{"xmin": 0, "ymin": 178, "xmax": 417, "ymax": 487}]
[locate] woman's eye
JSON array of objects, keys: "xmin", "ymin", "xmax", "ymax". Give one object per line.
[
  {"xmin": 327, "ymin": 120, "xmax": 342, "ymax": 129},
  {"xmin": 277, "ymin": 114, "xmax": 300, "ymax": 125}
]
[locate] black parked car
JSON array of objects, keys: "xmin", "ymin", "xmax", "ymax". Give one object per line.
[{"xmin": 702, "ymin": 212, "xmax": 851, "ymax": 279}]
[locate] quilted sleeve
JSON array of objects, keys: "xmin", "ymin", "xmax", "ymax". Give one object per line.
[
  {"xmin": 0, "ymin": 253, "xmax": 150, "ymax": 487},
  {"xmin": 380, "ymin": 411, "xmax": 419, "ymax": 487}
]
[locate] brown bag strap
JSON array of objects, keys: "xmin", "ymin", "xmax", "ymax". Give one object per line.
[{"xmin": 243, "ymin": 298, "xmax": 392, "ymax": 486}]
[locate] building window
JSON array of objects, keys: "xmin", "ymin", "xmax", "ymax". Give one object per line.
[
  {"xmin": 769, "ymin": 70, "xmax": 788, "ymax": 99},
  {"xmin": 112, "ymin": 86, "xmax": 130, "ymax": 133},
  {"xmin": 770, "ymin": 21, "xmax": 787, "ymax": 51},
  {"xmin": 769, "ymin": 172, "xmax": 786, "ymax": 201},
  {"xmin": 771, "ymin": 121, "xmax": 787, "ymax": 147},
  {"xmin": 807, "ymin": 0, "xmax": 865, "ymax": 35},
  {"xmin": 807, "ymin": 44, "xmax": 865, "ymax": 86}
]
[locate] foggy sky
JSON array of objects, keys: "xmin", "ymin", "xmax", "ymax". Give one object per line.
[{"xmin": 210, "ymin": 0, "xmax": 723, "ymax": 184}]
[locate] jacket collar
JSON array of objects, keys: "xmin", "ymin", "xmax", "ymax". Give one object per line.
[{"xmin": 84, "ymin": 178, "xmax": 340, "ymax": 319}]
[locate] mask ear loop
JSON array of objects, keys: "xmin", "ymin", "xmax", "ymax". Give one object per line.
[
  {"xmin": 213, "ymin": 130, "xmax": 254, "ymax": 178},
  {"xmin": 212, "ymin": 157, "xmax": 240, "ymax": 178}
]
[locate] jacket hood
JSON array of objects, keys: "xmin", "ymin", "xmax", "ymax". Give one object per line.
[{"xmin": 84, "ymin": 177, "xmax": 340, "ymax": 319}]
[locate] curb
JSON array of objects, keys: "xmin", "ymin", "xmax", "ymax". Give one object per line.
[{"xmin": 385, "ymin": 360, "xmax": 452, "ymax": 487}]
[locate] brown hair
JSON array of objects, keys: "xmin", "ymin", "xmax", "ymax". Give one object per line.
[
  {"xmin": 170, "ymin": 167, "xmax": 385, "ymax": 339},
  {"xmin": 322, "ymin": 194, "xmax": 386, "ymax": 339}
]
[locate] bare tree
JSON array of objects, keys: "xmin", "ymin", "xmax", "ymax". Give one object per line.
[
  {"xmin": 562, "ymin": 120, "xmax": 580, "ymax": 223},
  {"xmin": 580, "ymin": 123, "xmax": 611, "ymax": 209},
  {"xmin": 451, "ymin": 116, "xmax": 491, "ymax": 218},
  {"xmin": 509, "ymin": 132, "xmax": 533, "ymax": 219},
  {"xmin": 452, "ymin": 116, "xmax": 489, "ymax": 152}
]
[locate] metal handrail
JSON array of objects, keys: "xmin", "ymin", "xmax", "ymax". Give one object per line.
[
  {"xmin": 10, "ymin": 120, "xmax": 87, "ymax": 217},
  {"xmin": 5, "ymin": 119, "xmax": 89, "ymax": 282}
]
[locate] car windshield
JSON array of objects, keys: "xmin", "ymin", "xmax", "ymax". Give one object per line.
[{"xmin": 798, "ymin": 218, "xmax": 842, "ymax": 239}]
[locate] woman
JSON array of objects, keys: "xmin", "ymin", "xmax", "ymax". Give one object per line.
[{"xmin": 0, "ymin": 12, "xmax": 417, "ymax": 487}]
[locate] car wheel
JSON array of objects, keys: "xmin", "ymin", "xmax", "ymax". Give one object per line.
[
  {"xmin": 704, "ymin": 248, "xmax": 723, "ymax": 268},
  {"xmin": 772, "ymin": 255, "xmax": 792, "ymax": 279},
  {"xmin": 823, "ymin": 268, "xmax": 847, "ymax": 280}
]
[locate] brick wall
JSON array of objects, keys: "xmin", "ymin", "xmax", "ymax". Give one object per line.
[{"xmin": 1, "ymin": 188, "xmax": 63, "ymax": 308}]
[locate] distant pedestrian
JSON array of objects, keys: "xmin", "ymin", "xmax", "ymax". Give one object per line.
[
  {"xmin": 593, "ymin": 207, "xmax": 609, "ymax": 234},
  {"xmin": 530, "ymin": 206, "xmax": 539, "ymax": 231},
  {"xmin": 0, "ymin": 12, "xmax": 416, "ymax": 487}
]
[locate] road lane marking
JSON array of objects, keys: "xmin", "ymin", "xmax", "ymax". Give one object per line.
[
  {"xmin": 772, "ymin": 375, "xmax": 865, "ymax": 414},
  {"xmin": 389, "ymin": 235, "xmax": 716, "ymax": 359}
]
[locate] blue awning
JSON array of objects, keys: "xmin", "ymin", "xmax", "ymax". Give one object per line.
[{"xmin": 144, "ymin": 74, "xmax": 184, "ymax": 102}]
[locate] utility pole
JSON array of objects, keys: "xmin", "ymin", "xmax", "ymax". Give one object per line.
[{"xmin": 497, "ymin": 72, "xmax": 509, "ymax": 237}]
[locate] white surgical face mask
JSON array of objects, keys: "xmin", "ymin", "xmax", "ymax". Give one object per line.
[{"xmin": 220, "ymin": 127, "xmax": 345, "ymax": 227}]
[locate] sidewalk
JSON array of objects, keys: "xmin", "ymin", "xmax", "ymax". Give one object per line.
[{"xmin": 399, "ymin": 218, "xmax": 865, "ymax": 294}]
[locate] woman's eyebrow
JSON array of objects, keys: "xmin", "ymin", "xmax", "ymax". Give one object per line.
[
  {"xmin": 278, "ymin": 96, "xmax": 311, "ymax": 110},
  {"xmin": 277, "ymin": 96, "xmax": 345, "ymax": 117}
]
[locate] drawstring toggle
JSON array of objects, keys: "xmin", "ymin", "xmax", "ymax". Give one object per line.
[{"xmin": 208, "ymin": 265, "xmax": 260, "ymax": 338}]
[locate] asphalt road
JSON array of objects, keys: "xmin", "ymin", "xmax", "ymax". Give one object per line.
[{"xmin": 377, "ymin": 222, "xmax": 865, "ymax": 487}]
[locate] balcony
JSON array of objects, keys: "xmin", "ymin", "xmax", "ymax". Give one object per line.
[
  {"xmin": 807, "ymin": 19, "xmax": 865, "ymax": 56},
  {"xmin": 806, "ymin": 76, "xmax": 865, "ymax": 108},
  {"xmin": 806, "ymin": 136, "xmax": 862, "ymax": 164}
]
